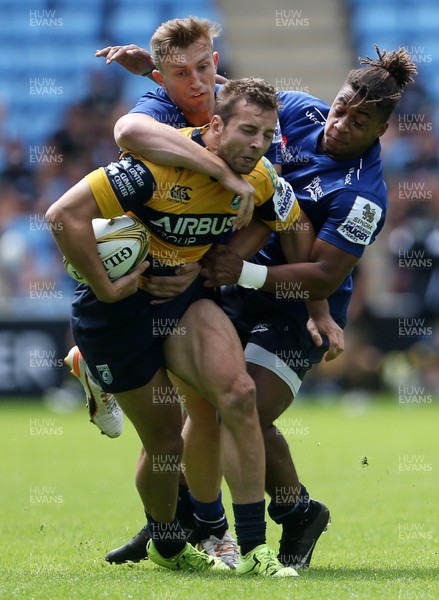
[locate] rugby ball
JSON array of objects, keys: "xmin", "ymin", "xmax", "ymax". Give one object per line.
[{"xmin": 64, "ymin": 215, "xmax": 150, "ymax": 283}]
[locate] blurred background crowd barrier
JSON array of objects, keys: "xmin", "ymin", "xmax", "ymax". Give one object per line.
[{"xmin": 0, "ymin": 0, "xmax": 438, "ymax": 399}]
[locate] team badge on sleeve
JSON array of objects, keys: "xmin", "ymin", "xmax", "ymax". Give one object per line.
[
  {"xmin": 337, "ymin": 196, "xmax": 382, "ymax": 245},
  {"xmin": 273, "ymin": 177, "xmax": 297, "ymax": 221},
  {"xmin": 261, "ymin": 156, "xmax": 279, "ymax": 187}
]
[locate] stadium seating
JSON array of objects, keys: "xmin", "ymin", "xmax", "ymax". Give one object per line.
[
  {"xmin": 3, "ymin": 0, "xmax": 223, "ymax": 147},
  {"xmin": 347, "ymin": 0, "xmax": 439, "ymax": 104}
]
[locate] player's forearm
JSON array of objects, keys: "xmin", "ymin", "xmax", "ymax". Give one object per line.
[
  {"xmin": 279, "ymin": 211, "xmax": 316, "ymax": 263},
  {"xmin": 47, "ymin": 205, "xmax": 113, "ymax": 297},
  {"xmin": 228, "ymin": 218, "xmax": 271, "ymax": 259},
  {"xmin": 262, "ymin": 262, "xmax": 339, "ymax": 299},
  {"xmin": 115, "ymin": 114, "xmax": 228, "ymax": 180},
  {"xmin": 46, "ymin": 182, "xmax": 115, "ymax": 299}
]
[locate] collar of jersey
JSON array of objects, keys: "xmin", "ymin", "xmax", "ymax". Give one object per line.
[{"xmin": 191, "ymin": 124, "xmax": 210, "ymax": 147}]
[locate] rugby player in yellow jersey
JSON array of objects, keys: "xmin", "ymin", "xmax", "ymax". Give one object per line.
[
  {"xmin": 85, "ymin": 17, "xmax": 341, "ymax": 569},
  {"xmin": 46, "ymin": 78, "xmax": 307, "ymax": 576}
]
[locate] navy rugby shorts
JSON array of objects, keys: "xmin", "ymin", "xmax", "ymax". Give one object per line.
[
  {"xmin": 71, "ymin": 276, "xmax": 215, "ymax": 393},
  {"xmin": 221, "ymin": 285, "xmax": 331, "ymax": 396}
]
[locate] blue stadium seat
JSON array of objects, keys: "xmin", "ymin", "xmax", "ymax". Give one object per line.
[
  {"xmin": 159, "ymin": 0, "xmax": 223, "ymax": 24},
  {"xmin": 106, "ymin": 4, "xmax": 161, "ymax": 46}
]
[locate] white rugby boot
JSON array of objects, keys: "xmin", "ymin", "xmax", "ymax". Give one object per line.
[{"xmin": 64, "ymin": 346, "xmax": 123, "ymax": 438}]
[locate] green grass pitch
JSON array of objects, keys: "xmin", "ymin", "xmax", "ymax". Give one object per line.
[{"xmin": 0, "ymin": 396, "xmax": 437, "ymax": 599}]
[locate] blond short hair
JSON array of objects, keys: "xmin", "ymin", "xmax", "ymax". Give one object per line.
[{"xmin": 150, "ymin": 16, "xmax": 221, "ymax": 70}]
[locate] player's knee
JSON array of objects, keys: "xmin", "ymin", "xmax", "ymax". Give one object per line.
[
  {"xmin": 257, "ymin": 392, "xmax": 293, "ymax": 431},
  {"xmin": 217, "ymin": 373, "xmax": 257, "ymax": 423}
]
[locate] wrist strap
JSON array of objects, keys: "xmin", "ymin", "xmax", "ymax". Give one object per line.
[
  {"xmin": 237, "ymin": 261, "xmax": 268, "ymax": 289},
  {"xmin": 141, "ymin": 68, "xmax": 155, "ymax": 77}
]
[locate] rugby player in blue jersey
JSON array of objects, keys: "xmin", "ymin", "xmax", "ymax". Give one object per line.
[{"xmin": 93, "ymin": 34, "xmax": 416, "ymax": 569}]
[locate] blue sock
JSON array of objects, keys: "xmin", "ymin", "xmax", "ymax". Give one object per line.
[
  {"xmin": 146, "ymin": 513, "xmax": 186, "ymax": 558},
  {"xmin": 233, "ymin": 500, "xmax": 266, "ymax": 556},
  {"xmin": 268, "ymin": 483, "xmax": 310, "ymax": 524},
  {"xmin": 189, "ymin": 491, "xmax": 228, "ymax": 539}
]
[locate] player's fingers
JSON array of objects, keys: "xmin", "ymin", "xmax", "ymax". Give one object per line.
[
  {"xmin": 233, "ymin": 197, "xmax": 254, "ymax": 230},
  {"xmin": 104, "ymin": 46, "xmax": 123, "ymax": 62},
  {"xmin": 133, "ymin": 260, "xmax": 150, "ymax": 275},
  {"xmin": 125, "ymin": 45, "xmax": 148, "ymax": 54},
  {"xmin": 122, "ymin": 261, "xmax": 149, "ymax": 289},
  {"xmin": 324, "ymin": 336, "xmax": 344, "ymax": 362},
  {"xmin": 307, "ymin": 322, "xmax": 323, "ymax": 347},
  {"xmin": 108, "ymin": 48, "xmax": 131, "ymax": 63},
  {"xmin": 95, "ymin": 46, "xmax": 111, "ymax": 57}
]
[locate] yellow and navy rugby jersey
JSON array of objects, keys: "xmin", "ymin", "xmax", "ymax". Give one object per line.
[{"xmin": 85, "ymin": 126, "xmax": 300, "ymax": 266}]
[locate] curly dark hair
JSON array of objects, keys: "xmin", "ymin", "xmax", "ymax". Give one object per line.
[{"xmin": 345, "ymin": 45, "xmax": 418, "ymax": 120}]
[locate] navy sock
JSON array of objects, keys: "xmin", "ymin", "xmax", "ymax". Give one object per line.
[
  {"xmin": 146, "ymin": 513, "xmax": 186, "ymax": 558},
  {"xmin": 233, "ymin": 500, "xmax": 266, "ymax": 556},
  {"xmin": 176, "ymin": 484, "xmax": 196, "ymax": 531},
  {"xmin": 268, "ymin": 483, "xmax": 310, "ymax": 525},
  {"xmin": 189, "ymin": 491, "xmax": 228, "ymax": 540}
]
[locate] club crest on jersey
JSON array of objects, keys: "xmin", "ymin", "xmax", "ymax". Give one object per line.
[
  {"xmin": 230, "ymin": 195, "xmax": 241, "ymax": 210},
  {"xmin": 96, "ymin": 364, "xmax": 113, "ymax": 385},
  {"xmin": 337, "ymin": 196, "xmax": 382, "ymax": 245},
  {"xmin": 170, "ymin": 184, "xmax": 192, "ymax": 203},
  {"xmin": 303, "ymin": 175, "xmax": 323, "ymax": 201}
]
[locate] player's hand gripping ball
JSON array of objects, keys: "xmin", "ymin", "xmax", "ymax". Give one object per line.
[{"xmin": 64, "ymin": 215, "xmax": 150, "ymax": 283}]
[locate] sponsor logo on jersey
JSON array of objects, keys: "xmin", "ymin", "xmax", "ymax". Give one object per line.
[
  {"xmin": 149, "ymin": 214, "xmax": 235, "ymax": 246},
  {"xmin": 305, "ymin": 108, "xmax": 326, "ymax": 126},
  {"xmin": 303, "ymin": 175, "xmax": 323, "ymax": 201},
  {"xmin": 262, "ymin": 156, "xmax": 279, "ymax": 188},
  {"xmin": 106, "ymin": 155, "xmax": 149, "ymax": 197},
  {"xmin": 344, "ymin": 167, "xmax": 355, "ymax": 186},
  {"xmin": 337, "ymin": 196, "xmax": 382, "ymax": 245},
  {"xmin": 273, "ymin": 177, "xmax": 296, "ymax": 221},
  {"xmin": 272, "ymin": 119, "xmax": 282, "ymax": 144}
]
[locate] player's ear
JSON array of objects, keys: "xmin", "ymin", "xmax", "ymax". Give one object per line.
[
  {"xmin": 213, "ymin": 51, "xmax": 219, "ymax": 70},
  {"xmin": 210, "ymin": 114, "xmax": 224, "ymax": 135},
  {"xmin": 152, "ymin": 70, "xmax": 165, "ymax": 88},
  {"xmin": 376, "ymin": 121, "xmax": 389, "ymax": 137}
]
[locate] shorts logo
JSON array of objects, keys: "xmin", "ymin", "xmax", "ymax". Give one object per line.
[
  {"xmin": 251, "ymin": 323, "xmax": 269, "ymax": 333},
  {"xmin": 96, "ymin": 364, "xmax": 113, "ymax": 385}
]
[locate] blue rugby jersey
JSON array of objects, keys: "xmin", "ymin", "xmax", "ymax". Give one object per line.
[
  {"xmin": 129, "ymin": 84, "xmax": 222, "ymax": 127},
  {"xmin": 261, "ymin": 91, "xmax": 388, "ymax": 326}
]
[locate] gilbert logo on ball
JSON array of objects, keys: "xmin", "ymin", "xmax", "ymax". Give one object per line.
[{"xmin": 63, "ymin": 215, "xmax": 150, "ymax": 283}]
